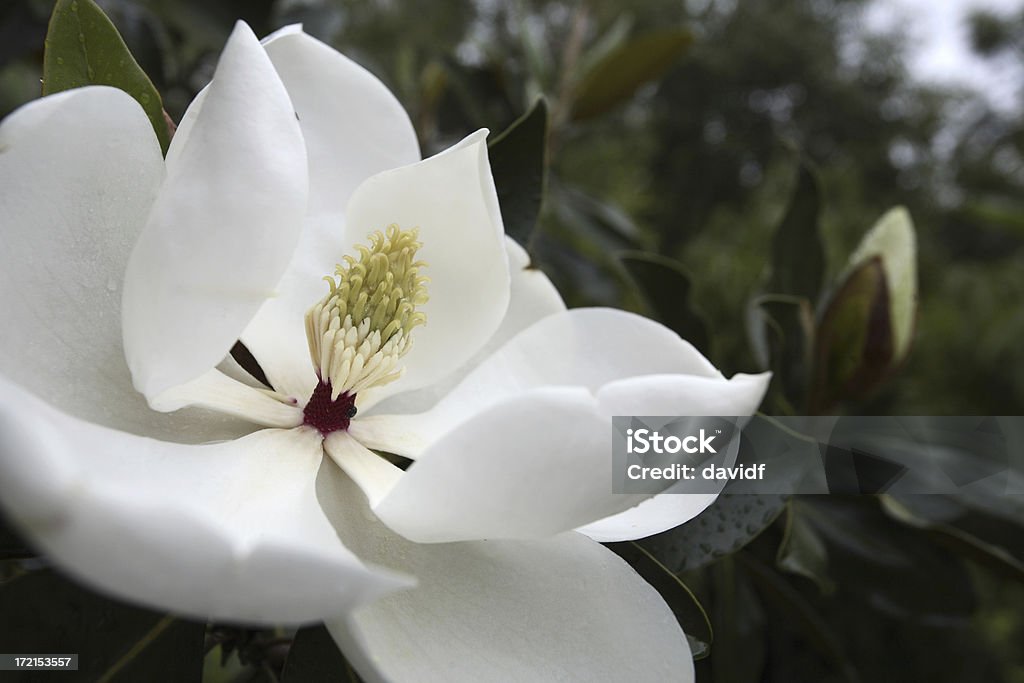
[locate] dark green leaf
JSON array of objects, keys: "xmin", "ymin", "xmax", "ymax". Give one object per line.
[
  {"xmin": 804, "ymin": 498, "xmax": 976, "ymax": 622},
  {"xmin": 745, "ymin": 294, "xmax": 814, "ymax": 412},
  {"xmin": 640, "ymin": 494, "xmax": 788, "ymax": 573},
  {"xmin": 707, "ymin": 558, "xmax": 765, "ymax": 683},
  {"xmin": 571, "ymin": 28, "xmax": 692, "ymax": 121},
  {"xmin": 43, "ymin": 0, "xmax": 171, "ymax": 154},
  {"xmin": 769, "ymin": 161, "xmax": 825, "ymax": 301},
  {"xmin": 620, "ymin": 251, "xmax": 710, "ymax": 354},
  {"xmin": 882, "ymin": 495, "xmax": 1024, "ymax": 584},
  {"xmin": 607, "ymin": 542, "xmax": 713, "ymax": 659},
  {"xmin": 0, "ymin": 569, "xmax": 204, "ymax": 681},
  {"xmin": 776, "ymin": 502, "xmax": 834, "ymax": 592},
  {"xmin": 740, "ymin": 553, "xmax": 859, "ymax": 683},
  {"xmin": 282, "ymin": 624, "xmax": 361, "ymax": 683},
  {"xmin": 809, "ymin": 257, "xmax": 893, "ymax": 412},
  {"xmin": 488, "ymin": 98, "xmax": 548, "ymax": 248}
]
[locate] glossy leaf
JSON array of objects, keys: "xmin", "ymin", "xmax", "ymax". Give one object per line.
[
  {"xmin": 488, "ymin": 98, "xmax": 548, "ymax": 248},
  {"xmin": 640, "ymin": 494, "xmax": 788, "ymax": 574},
  {"xmin": 769, "ymin": 161, "xmax": 825, "ymax": 301},
  {"xmin": 776, "ymin": 502, "xmax": 834, "ymax": 592},
  {"xmin": 620, "ymin": 251, "xmax": 710, "ymax": 355},
  {"xmin": 571, "ymin": 28, "xmax": 692, "ymax": 121},
  {"xmin": 608, "ymin": 541, "xmax": 713, "ymax": 659},
  {"xmin": 43, "ymin": 0, "xmax": 171, "ymax": 154}
]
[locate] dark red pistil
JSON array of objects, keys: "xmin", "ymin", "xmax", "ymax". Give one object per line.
[{"xmin": 303, "ymin": 380, "xmax": 357, "ymax": 436}]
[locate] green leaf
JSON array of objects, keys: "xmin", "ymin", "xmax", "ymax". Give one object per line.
[
  {"xmin": 769, "ymin": 161, "xmax": 825, "ymax": 301},
  {"xmin": 0, "ymin": 569, "xmax": 204, "ymax": 681},
  {"xmin": 620, "ymin": 251, "xmax": 710, "ymax": 354},
  {"xmin": 640, "ymin": 494, "xmax": 788, "ymax": 573},
  {"xmin": 776, "ymin": 502, "xmax": 835, "ymax": 592},
  {"xmin": 607, "ymin": 542, "xmax": 713, "ymax": 659},
  {"xmin": 845, "ymin": 207, "xmax": 917, "ymax": 363},
  {"xmin": 740, "ymin": 554, "xmax": 859, "ymax": 683},
  {"xmin": 43, "ymin": 0, "xmax": 171, "ymax": 154},
  {"xmin": 571, "ymin": 28, "xmax": 692, "ymax": 121},
  {"xmin": 881, "ymin": 495, "xmax": 1024, "ymax": 584},
  {"xmin": 746, "ymin": 294, "xmax": 815, "ymax": 412},
  {"xmin": 488, "ymin": 98, "xmax": 548, "ymax": 248},
  {"xmin": 282, "ymin": 624, "xmax": 362, "ymax": 682},
  {"xmin": 809, "ymin": 257, "xmax": 893, "ymax": 411}
]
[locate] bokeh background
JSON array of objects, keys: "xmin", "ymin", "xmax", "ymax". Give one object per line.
[{"xmin": 2, "ymin": 1, "xmax": 1024, "ymax": 681}]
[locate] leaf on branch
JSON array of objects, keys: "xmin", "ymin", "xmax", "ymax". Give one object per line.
[
  {"xmin": 769, "ymin": 161, "xmax": 825, "ymax": 301},
  {"xmin": 620, "ymin": 251, "xmax": 710, "ymax": 355},
  {"xmin": 571, "ymin": 28, "xmax": 692, "ymax": 121},
  {"xmin": 488, "ymin": 98, "xmax": 549, "ymax": 249},
  {"xmin": 43, "ymin": 0, "xmax": 171, "ymax": 154}
]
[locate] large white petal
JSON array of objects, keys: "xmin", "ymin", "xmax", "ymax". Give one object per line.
[
  {"xmin": 238, "ymin": 26, "xmax": 422, "ymax": 401},
  {"xmin": 0, "ymin": 86, "xmax": 250, "ymax": 443},
  {"xmin": 363, "ymin": 387, "xmax": 651, "ymax": 542},
  {"xmin": 364, "ymin": 236, "xmax": 565, "ymax": 415},
  {"xmin": 0, "ymin": 377, "xmax": 409, "ymax": 624},
  {"xmin": 340, "ymin": 130, "xmax": 511, "ymax": 404},
  {"xmin": 122, "ymin": 21, "xmax": 308, "ymax": 402},
  {"xmin": 317, "ymin": 462, "xmax": 694, "ymax": 683},
  {"xmin": 578, "ymin": 371, "xmax": 771, "ymax": 541},
  {"xmin": 354, "ymin": 308, "xmax": 720, "ymax": 453}
]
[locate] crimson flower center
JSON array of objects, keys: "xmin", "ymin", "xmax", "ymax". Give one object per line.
[{"xmin": 302, "ymin": 380, "xmax": 357, "ymax": 436}]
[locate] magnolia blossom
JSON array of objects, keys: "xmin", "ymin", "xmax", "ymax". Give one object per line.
[{"xmin": 0, "ymin": 22, "xmax": 769, "ymax": 682}]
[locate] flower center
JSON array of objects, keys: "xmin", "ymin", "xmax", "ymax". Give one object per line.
[{"xmin": 302, "ymin": 224, "xmax": 428, "ymax": 435}]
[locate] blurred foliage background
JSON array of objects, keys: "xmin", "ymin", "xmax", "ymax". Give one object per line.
[{"xmin": 2, "ymin": 0, "xmax": 1024, "ymax": 681}]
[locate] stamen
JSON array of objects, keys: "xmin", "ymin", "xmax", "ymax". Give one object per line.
[{"xmin": 304, "ymin": 224, "xmax": 428, "ymax": 400}]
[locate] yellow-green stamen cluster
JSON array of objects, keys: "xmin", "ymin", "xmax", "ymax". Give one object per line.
[{"xmin": 305, "ymin": 224, "xmax": 428, "ymax": 398}]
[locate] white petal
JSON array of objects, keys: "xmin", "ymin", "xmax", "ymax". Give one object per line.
[
  {"xmin": 316, "ymin": 463, "xmax": 694, "ymax": 683},
  {"xmin": 122, "ymin": 21, "xmax": 308, "ymax": 401},
  {"xmin": 262, "ymin": 26, "xmax": 420, "ymax": 219},
  {"xmin": 368, "ymin": 387, "xmax": 654, "ymax": 543},
  {"xmin": 575, "ymin": 494, "xmax": 719, "ymax": 542},
  {"xmin": 324, "ymin": 432, "xmax": 402, "ymax": 508},
  {"xmin": 360, "ymin": 308, "xmax": 721, "ymax": 454},
  {"xmin": 151, "ymin": 368, "xmax": 303, "ymax": 428},
  {"xmin": 341, "ymin": 130, "xmax": 511, "ymax": 402},
  {"xmin": 578, "ymin": 371, "xmax": 771, "ymax": 541},
  {"xmin": 0, "ymin": 86, "xmax": 248, "ymax": 442},
  {"xmin": 0, "ymin": 377, "xmax": 409, "ymax": 624},
  {"xmin": 237, "ymin": 27, "xmax": 422, "ymax": 401},
  {"xmin": 363, "ymin": 236, "xmax": 565, "ymax": 415}
]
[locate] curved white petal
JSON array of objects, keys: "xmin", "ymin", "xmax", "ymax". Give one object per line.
[
  {"xmin": 0, "ymin": 86, "xmax": 249, "ymax": 442},
  {"xmin": 262, "ymin": 25, "xmax": 420, "ymax": 220},
  {"xmin": 579, "ymin": 371, "xmax": 772, "ymax": 541},
  {"xmin": 339, "ymin": 130, "xmax": 511, "ymax": 403},
  {"xmin": 122, "ymin": 21, "xmax": 308, "ymax": 402},
  {"xmin": 364, "ymin": 236, "xmax": 565, "ymax": 415},
  {"xmin": 151, "ymin": 368, "xmax": 303, "ymax": 428},
  {"xmin": 576, "ymin": 494, "xmax": 719, "ymax": 542},
  {"xmin": 357, "ymin": 308, "xmax": 720, "ymax": 454},
  {"xmin": 367, "ymin": 387, "xmax": 653, "ymax": 543},
  {"xmin": 0, "ymin": 377, "xmax": 409, "ymax": 624},
  {"xmin": 316, "ymin": 463, "xmax": 694, "ymax": 683},
  {"xmin": 238, "ymin": 27, "xmax": 422, "ymax": 401}
]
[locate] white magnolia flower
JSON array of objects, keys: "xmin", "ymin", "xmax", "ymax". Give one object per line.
[{"xmin": 0, "ymin": 21, "xmax": 769, "ymax": 682}]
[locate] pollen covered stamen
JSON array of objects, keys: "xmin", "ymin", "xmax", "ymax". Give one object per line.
[{"xmin": 305, "ymin": 224, "xmax": 428, "ymax": 400}]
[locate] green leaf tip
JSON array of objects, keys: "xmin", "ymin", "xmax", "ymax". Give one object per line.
[
  {"xmin": 488, "ymin": 98, "xmax": 549, "ymax": 249},
  {"xmin": 43, "ymin": 0, "xmax": 171, "ymax": 155}
]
